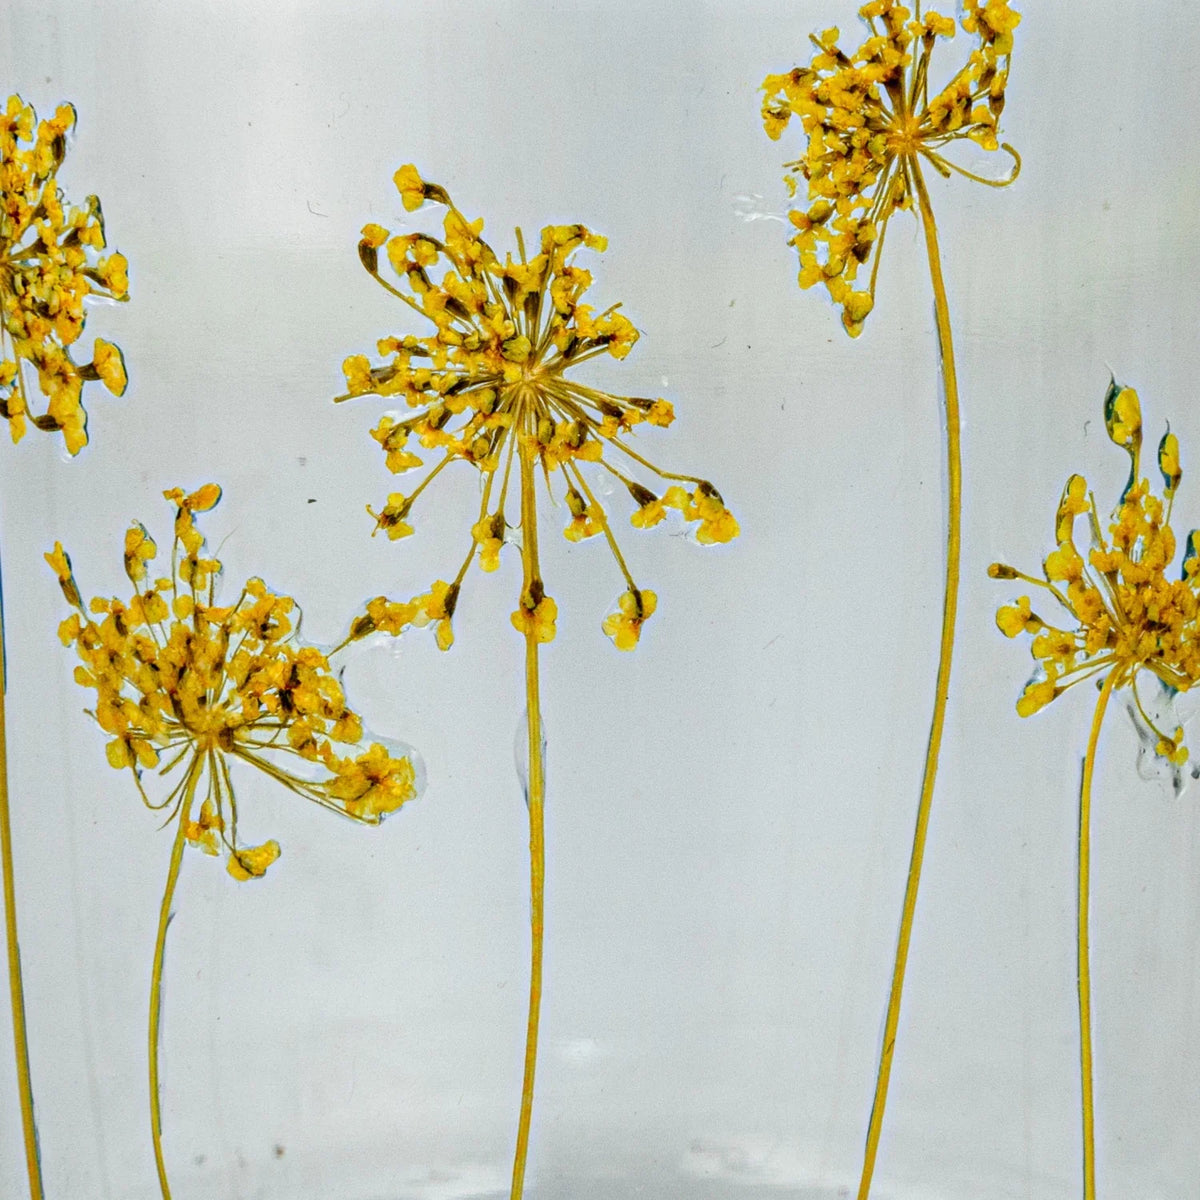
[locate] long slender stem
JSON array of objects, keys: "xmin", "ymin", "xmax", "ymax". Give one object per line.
[
  {"xmin": 856, "ymin": 157, "xmax": 961, "ymax": 1200},
  {"xmin": 148, "ymin": 763, "xmax": 198, "ymax": 1200},
  {"xmin": 510, "ymin": 444, "xmax": 546, "ymax": 1200},
  {"xmin": 0, "ymin": 558, "xmax": 43, "ymax": 1199},
  {"xmin": 1078, "ymin": 671, "xmax": 1115, "ymax": 1200}
]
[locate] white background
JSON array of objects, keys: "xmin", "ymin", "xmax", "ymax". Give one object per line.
[{"xmin": 2, "ymin": 2, "xmax": 1199, "ymax": 1197}]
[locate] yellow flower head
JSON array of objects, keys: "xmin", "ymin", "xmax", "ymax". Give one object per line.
[
  {"xmin": 338, "ymin": 168, "xmax": 738, "ymax": 653},
  {"xmin": 49, "ymin": 485, "xmax": 418, "ymax": 880},
  {"xmin": 602, "ymin": 588, "xmax": 657, "ymax": 652},
  {"xmin": 992, "ymin": 382, "xmax": 1200, "ymax": 763},
  {"xmin": 761, "ymin": 0, "xmax": 1020, "ymax": 335},
  {"xmin": 1, "ymin": 94, "xmax": 130, "ymax": 452}
]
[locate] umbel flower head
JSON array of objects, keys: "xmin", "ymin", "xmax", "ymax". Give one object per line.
[
  {"xmin": 761, "ymin": 0, "xmax": 1020, "ymax": 335},
  {"xmin": 991, "ymin": 383, "xmax": 1200, "ymax": 766},
  {"xmin": 47, "ymin": 484, "xmax": 417, "ymax": 880},
  {"xmin": 1, "ymin": 94, "xmax": 129, "ymax": 453},
  {"xmin": 337, "ymin": 165, "xmax": 738, "ymax": 653}
]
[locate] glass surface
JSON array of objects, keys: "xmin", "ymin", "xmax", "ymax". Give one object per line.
[{"xmin": 1, "ymin": 3, "xmax": 1199, "ymax": 1198}]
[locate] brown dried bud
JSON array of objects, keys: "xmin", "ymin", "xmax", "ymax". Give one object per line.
[
  {"xmin": 349, "ymin": 614, "xmax": 377, "ymax": 641},
  {"xmin": 627, "ymin": 482, "xmax": 658, "ymax": 508}
]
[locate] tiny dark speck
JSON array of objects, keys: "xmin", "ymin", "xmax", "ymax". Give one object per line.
[
  {"xmin": 273, "ymin": 1144, "xmax": 285, "ymax": 1159},
  {"xmin": 307, "ymin": 498, "xmax": 316, "ymax": 504}
]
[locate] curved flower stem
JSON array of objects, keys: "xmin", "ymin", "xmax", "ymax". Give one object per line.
[
  {"xmin": 1078, "ymin": 672, "xmax": 1115, "ymax": 1200},
  {"xmin": 0, "ymin": 586, "xmax": 44, "ymax": 1200},
  {"xmin": 148, "ymin": 764, "xmax": 198, "ymax": 1200},
  {"xmin": 511, "ymin": 443, "xmax": 546, "ymax": 1200},
  {"xmin": 856, "ymin": 157, "xmax": 961, "ymax": 1200}
]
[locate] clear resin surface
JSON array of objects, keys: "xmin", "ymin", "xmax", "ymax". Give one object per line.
[{"xmin": 1, "ymin": 3, "xmax": 1198, "ymax": 1199}]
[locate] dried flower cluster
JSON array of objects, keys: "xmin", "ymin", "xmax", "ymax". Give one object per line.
[
  {"xmin": 1, "ymin": 94, "xmax": 129, "ymax": 453},
  {"xmin": 338, "ymin": 165, "xmax": 737, "ymax": 653},
  {"xmin": 761, "ymin": 0, "xmax": 1019, "ymax": 334},
  {"xmin": 46, "ymin": 485, "xmax": 416, "ymax": 879},
  {"xmin": 992, "ymin": 384, "xmax": 1200, "ymax": 764}
]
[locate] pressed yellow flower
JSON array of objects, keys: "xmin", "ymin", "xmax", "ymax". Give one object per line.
[
  {"xmin": 92, "ymin": 338, "xmax": 127, "ymax": 396},
  {"xmin": 992, "ymin": 383, "xmax": 1200, "ymax": 735},
  {"xmin": 991, "ymin": 381, "xmax": 1200, "ymax": 1200},
  {"xmin": 510, "ymin": 587, "xmax": 558, "ymax": 643},
  {"xmin": 472, "ymin": 513, "xmax": 504, "ymax": 570},
  {"xmin": 336, "ymin": 167, "xmax": 738, "ymax": 1200},
  {"xmin": 393, "ymin": 162, "xmax": 445, "ymax": 213},
  {"xmin": 1, "ymin": 92, "xmax": 134, "ymax": 1200},
  {"xmin": 761, "ymin": 8, "xmax": 1019, "ymax": 1197},
  {"xmin": 49, "ymin": 484, "xmax": 418, "ymax": 1200},
  {"xmin": 601, "ymin": 588, "xmax": 658, "ymax": 651},
  {"xmin": 0, "ymin": 94, "xmax": 129, "ymax": 453},
  {"xmin": 224, "ymin": 839, "xmax": 281, "ymax": 881},
  {"xmin": 762, "ymin": 0, "xmax": 1020, "ymax": 335},
  {"xmin": 367, "ymin": 492, "xmax": 416, "ymax": 540},
  {"xmin": 337, "ymin": 167, "xmax": 738, "ymax": 657},
  {"xmin": 49, "ymin": 483, "xmax": 418, "ymax": 862}
]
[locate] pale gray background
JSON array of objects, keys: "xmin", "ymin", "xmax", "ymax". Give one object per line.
[{"xmin": 1, "ymin": 2, "xmax": 1199, "ymax": 1198}]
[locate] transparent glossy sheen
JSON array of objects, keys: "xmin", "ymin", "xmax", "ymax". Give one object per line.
[{"xmin": 1, "ymin": 3, "xmax": 1199, "ymax": 1198}]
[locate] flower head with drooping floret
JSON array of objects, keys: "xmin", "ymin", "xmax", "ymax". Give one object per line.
[
  {"xmin": 991, "ymin": 383, "xmax": 1200, "ymax": 766},
  {"xmin": 48, "ymin": 485, "xmax": 417, "ymax": 879},
  {"xmin": 337, "ymin": 166, "xmax": 738, "ymax": 653},
  {"xmin": 1, "ymin": 94, "xmax": 129, "ymax": 453},
  {"xmin": 761, "ymin": 0, "xmax": 1020, "ymax": 335}
]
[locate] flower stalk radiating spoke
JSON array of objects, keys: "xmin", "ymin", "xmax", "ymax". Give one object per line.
[
  {"xmin": 337, "ymin": 165, "xmax": 737, "ymax": 1197},
  {"xmin": 761, "ymin": 3, "xmax": 1019, "ymax": 1194},
  {"xmin": 49, "ymin": 485, "xmax": 417, "ymax": 1200},
  {"xmin": 993, "ymin": 383, "xmax": 1200, "ymax": 1200},
  {"xmin": 1, "ymin": 90, "xmax": 131, "ymax": 1200}
]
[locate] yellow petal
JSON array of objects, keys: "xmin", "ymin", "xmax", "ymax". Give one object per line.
[
  {"xmin": 227, "ymin": 840, "xmax": 281, "ymax": 881},
  {"xmin": 996, "ymin": 597, "xmax": 1031, "ymax": 638},
  {"xmin": 105, "ymin": 739, "xmax": 134, "ymax": 769},
  {"xmin": 186, "ymin": 483, "xmax": 222, "ymax": 512},
  {"xmin": 1016, "ymin": 679, "xmax": 1057, "ymax": 718}
]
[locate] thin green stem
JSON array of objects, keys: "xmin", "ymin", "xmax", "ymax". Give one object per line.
[
  {"xmin": 1079, "ymin": 671, "xmax": 1116, "ymax": 1200},
  {"xmin": 856, "ymin": 156, "xmax": 961, "ymax": 1200},
  {"xmin": 0, "ymin": 557, "xmax": 43, "ymax": 1199},
  {"xmin": 148, "ymin": 758, "xmax": 200, "ymax": 1200},
  {"xmin": 510, "ymin": 442, "xmax": 545, "ymax": 1200}
]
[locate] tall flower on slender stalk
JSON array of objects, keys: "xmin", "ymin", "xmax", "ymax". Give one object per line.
[
  {"xmin": 992, "ymin": 383, "xmax": 1200, "ymax": 1200},
  {"xmin": 761, "ymin": 4, "xmax": 1019, "ymax": 1193},
  {"xmin": 1, "ymin": 90, "xmax": 130, "ymax": 1200},
  {"xmin": 47, "ymin": 485, "xmax": 418, "ymax": 1200},
  {"xmin": 336, "ymin": 165, "xmax": 737, "ymax": 1198}
]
